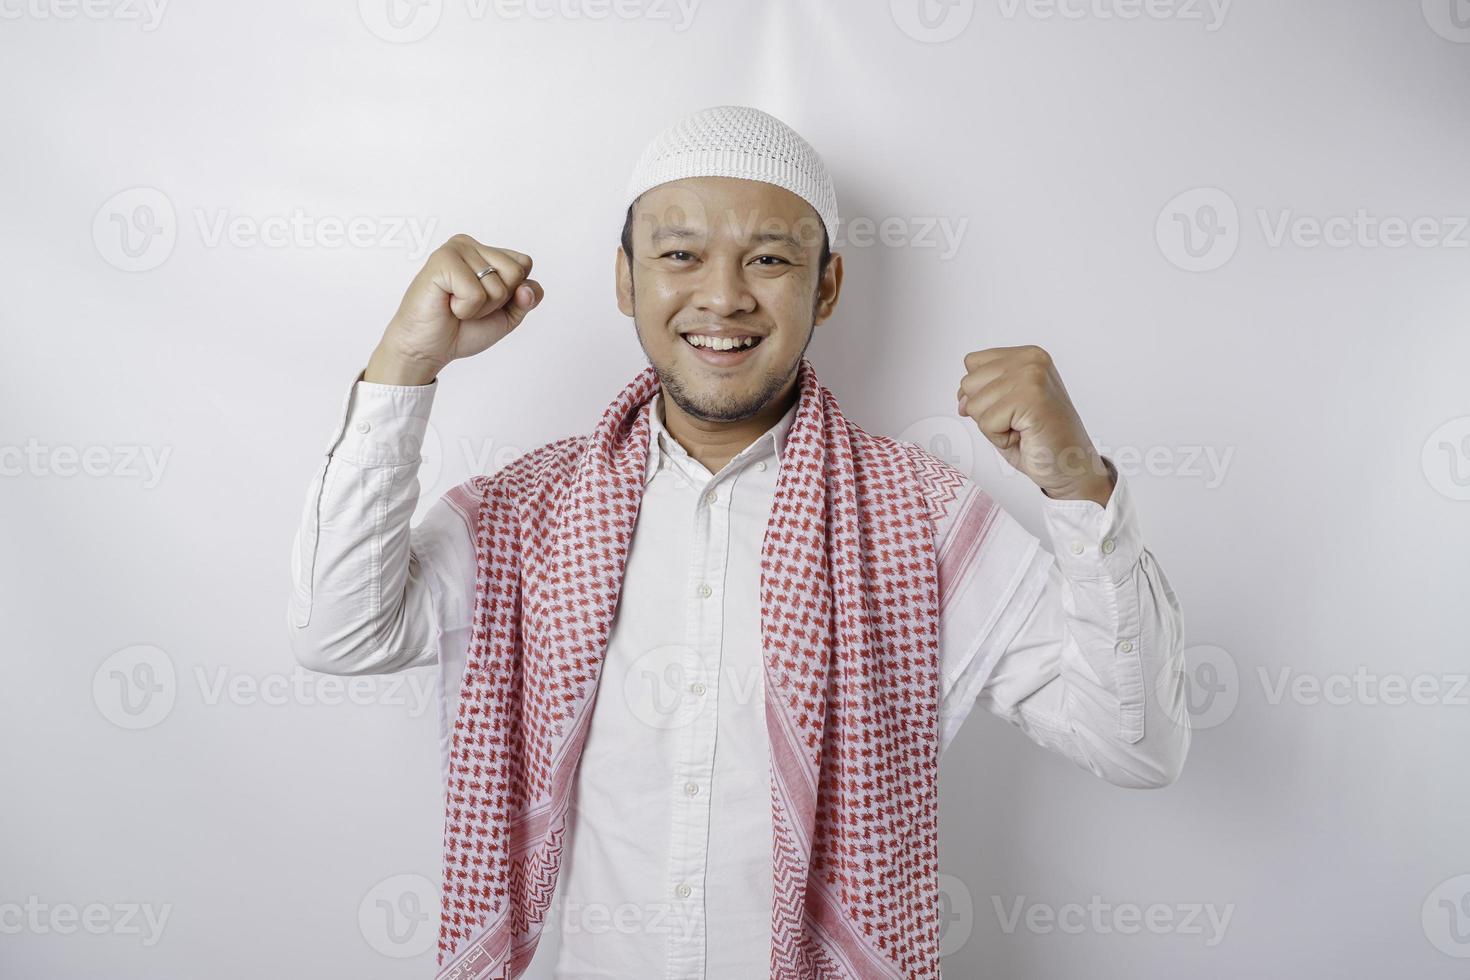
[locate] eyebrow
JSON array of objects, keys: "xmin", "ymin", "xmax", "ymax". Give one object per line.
[{"xmin": 649, "ymin": 225, "xmax": 807, "ymax": 251}]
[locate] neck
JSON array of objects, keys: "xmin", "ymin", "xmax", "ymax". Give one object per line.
[{"xmin": 659, "ymin": 375, "xmax": 798, "ymax": 474}]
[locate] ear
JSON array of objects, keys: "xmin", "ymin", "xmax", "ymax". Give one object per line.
[
  {"xmin": 615, "ymin": 245, "xmax": 635, "ymax": 317},
  {"xmin": 812, "ymin": 251, "xmax": 843, "ymax": 326}
]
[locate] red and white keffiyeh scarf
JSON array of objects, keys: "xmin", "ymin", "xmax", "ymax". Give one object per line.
[{"xmin": 437, "ymin": 357, "xmax": 968, "ymax": 979}]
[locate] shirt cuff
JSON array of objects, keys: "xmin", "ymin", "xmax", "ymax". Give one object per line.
[
  {"xmin": 325, "ymin": 367, "xmax": 439, "ymax": 466},
  {"xmin": 1038, "ymin": 456, "xmax": 1143, "ymax": 585}
]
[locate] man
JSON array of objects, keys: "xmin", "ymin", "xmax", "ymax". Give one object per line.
[{"xmin": 288, "ymin": 105, "xmax": 1190, "ymax": 980}]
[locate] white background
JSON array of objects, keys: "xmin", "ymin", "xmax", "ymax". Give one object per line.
[{"xmin": 3, "ymin": 0, "xmax": 1468, "ymax": 977}]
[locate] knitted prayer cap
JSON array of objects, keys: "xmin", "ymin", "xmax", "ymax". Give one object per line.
[{"xmin": 622, "ymin": 104, "xmax": 840, "ymax": 246}]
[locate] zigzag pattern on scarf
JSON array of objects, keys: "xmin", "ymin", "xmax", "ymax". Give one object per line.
[{"xmin": 895, "ymin": 437, "xmax": 968, "ymax": 527}]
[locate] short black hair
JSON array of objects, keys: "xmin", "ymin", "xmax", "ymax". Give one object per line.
[{"xmin": 620, "ymin": 202, "xmax": 832, "ymax": 280}]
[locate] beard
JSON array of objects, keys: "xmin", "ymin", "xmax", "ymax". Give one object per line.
[
  {"xmin": 637, "ymin": 321, "xmax": 813, "ymax": 423},
  {"xmin": 628, "ymin": 273, "xmax": 821, "ymax": 423}
]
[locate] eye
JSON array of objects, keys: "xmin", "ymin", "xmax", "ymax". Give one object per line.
[
  {"xmin": 752, "ymin": 255, "xmax": 790, "ymax": 266},
  {"xmin": 662, "ymin": 250, "xmax": 695, "ymax": 262}
]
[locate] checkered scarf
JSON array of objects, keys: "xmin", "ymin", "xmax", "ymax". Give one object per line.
[{"xmin": 437, "ymin": 357, "xmax": 966, "ymax": 979}]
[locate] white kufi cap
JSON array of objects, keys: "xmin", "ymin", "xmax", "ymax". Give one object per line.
[{"xmin": 622, "ymin": 104, "xmax": 839, "ymax": 245}]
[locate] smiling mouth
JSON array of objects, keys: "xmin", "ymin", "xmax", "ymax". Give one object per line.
[
  {"xmin": 682, "ymin": 337, "xmax": 764, "ymax": 367},
  {"xmin": 682, "ymin": 333, "xmax": 764, "ymax": 352}
]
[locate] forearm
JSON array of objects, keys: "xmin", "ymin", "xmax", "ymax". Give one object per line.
[{"xmin": 287, "ymin": 369, "xmax": 441, "ymax": 675}]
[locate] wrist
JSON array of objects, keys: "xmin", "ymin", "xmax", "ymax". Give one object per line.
[
  {"xmin": 1042, "ymin": 457, "xmax": 1117, "ymax": 507},
  {"xmin": 363, "ymin": 344, "xmax": 440, "ymax": 386}
]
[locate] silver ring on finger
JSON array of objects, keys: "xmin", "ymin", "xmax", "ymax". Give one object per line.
[{"xmin": 476, "ymin": 265, "xmax": 500, "ymax": 280}]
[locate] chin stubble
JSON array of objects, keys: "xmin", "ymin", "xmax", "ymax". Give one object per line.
[{"xmin": 628, "ymin": 268, "xmax": 821, "ymax": 422}]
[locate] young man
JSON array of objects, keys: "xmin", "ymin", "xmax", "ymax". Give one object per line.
[{"xmin": 288, "ymin": 105, "xmax": 1190, "ymax": 980}]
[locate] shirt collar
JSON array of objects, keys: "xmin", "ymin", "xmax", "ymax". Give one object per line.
[{"xmin": 643, "ymin": 388, "xmax": 800, "ymax": 485}]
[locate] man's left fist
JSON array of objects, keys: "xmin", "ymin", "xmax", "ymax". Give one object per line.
[{"xmin": 956, "ymin": 345, "xmax": 1115, "ymax": 507}]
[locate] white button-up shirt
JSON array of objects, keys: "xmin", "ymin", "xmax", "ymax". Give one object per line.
[{"xmin": 287, "ymin": 370, "xmax": 1190, "ymax": 979}]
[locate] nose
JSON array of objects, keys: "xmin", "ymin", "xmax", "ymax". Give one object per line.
[{"xmin": 691, "ymin": 254, "xmax": 756, "ymax": 318}]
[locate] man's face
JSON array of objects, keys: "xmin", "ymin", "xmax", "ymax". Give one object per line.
[{"xmin": 616, "ymin": 176, "xmax": 841, "ymax": 423}]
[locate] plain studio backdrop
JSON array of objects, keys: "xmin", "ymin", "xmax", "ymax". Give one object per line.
[{"xmin": 3, "ymin": 1, "xmax": 1468, "ymax": 977}]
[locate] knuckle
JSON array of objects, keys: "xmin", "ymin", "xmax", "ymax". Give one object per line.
[{"xmin": 502, "ymin": 252, "xmax": 532, "ymax": 278}]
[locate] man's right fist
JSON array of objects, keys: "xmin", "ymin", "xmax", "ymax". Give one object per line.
[{"xmin": 365, "ymin": 234, "xmax": 543, "ymax": 385}]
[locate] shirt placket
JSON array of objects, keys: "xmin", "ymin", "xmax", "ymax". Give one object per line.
[{"xmin": 663, "ymin": 444, "xmax": 737, "ymax": 980}]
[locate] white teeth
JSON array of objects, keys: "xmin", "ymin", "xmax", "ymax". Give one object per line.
[{"xmin": 687, "ymin": 334, "xmax": 758, "ymax": 350}]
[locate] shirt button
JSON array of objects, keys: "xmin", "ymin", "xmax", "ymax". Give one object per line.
[
  {"xmin": 354, "ymin": 420, "xmax": 371, "ymax": 434},
  {"xmin": 1119, "ymin": 640, "xmax": 1134, "ymax": 653},
  {"xmin": 1102, "ymin": 538, "xmax": 1116, "ymax": 555},
  {"xmin": 698, "ymin": 583, "xmax": 712, "ymax": 598},
  {"xmin": 689, "ymin": 681, "xmax": 706, "ymax": 696},
  {"xmin": 755, "ymin": 461, "xmax": 767, "ymax": 472},
  {"xmin": 684, "ymin": 781, "xmax": 699, "ymax": 796},
  {"xmin": 1069, "ymin": 541, "xmax": 1085, "ymax": 556},
  {"xmin": 676, "ymin": 883, "xmax": 692, "ymax": 899},
  {"xmin": 705, "ymin": 489, "xmax": 718, "ymax": 505}
]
